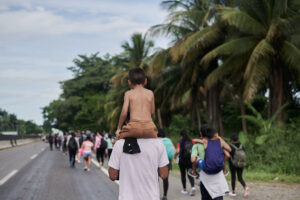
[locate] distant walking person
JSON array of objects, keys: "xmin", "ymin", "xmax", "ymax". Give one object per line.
[
  {"xmin": 175, "ymin": 130, "xmax": 196, "ymax": 196},
  {"xmin": 228, "ymin": 134, "xmax": 249, "ymax": 198},
  {"xmin": 158, "ymin": 128, "xmax": 175, "ymax": 200},
  {"xmin": 81, "ymin": 135, "xmax": 94, "ymax": 171},
  {"xmin": 106, "ymin": 133, "xmax": 114, "ymax": 159},
  {"xmin": 67, "ymin": 132, "xmax": 79, "ymax": 168},
  {"xmin": 95, "ymin": 132, "xmax": 103, "ymax": 168},
  {"xmin": 48, "ymin": 133, "xmax": 53, "ymax": 151}
]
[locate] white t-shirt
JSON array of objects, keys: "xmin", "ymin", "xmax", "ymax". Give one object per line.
[{"xmin": 108, "ymin": 138, "xmax": 169, "ymax": 200}]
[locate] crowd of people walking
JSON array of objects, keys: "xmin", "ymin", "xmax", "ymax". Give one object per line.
[
  {"xmin": 47, "ymin": 126, "xmax": 249, "ymax": 200},
  {"xmin": 47, "ymin": 130, "xmax": 115, "ymax": 171}
]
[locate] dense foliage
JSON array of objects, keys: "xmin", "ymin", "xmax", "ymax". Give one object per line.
[{"xmin": 43, "ymin": 0, "xmax": 300, "ymax": 175}]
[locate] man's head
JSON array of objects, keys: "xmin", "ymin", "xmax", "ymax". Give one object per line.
[
  {"xmin": 128, "ymin": 67, "xmax": 147, "ymax": 86},
  {"xmin": 205, "ymin": 127, "xmax": 218, "ymax": 139},
  {"xmin": 157, "ymin": 128, "xmax": 166, "ymax": 138},
  {"xmin": 231, "ymin": 134, "xmax": 239, "ymax": 142}
]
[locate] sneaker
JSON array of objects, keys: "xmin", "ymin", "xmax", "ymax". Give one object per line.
[
  {"xmin": 181, "ymin": 189, "xmax": 188, "ymax": 195},
  {"xmin": 87, "ymin": 168, "xmax": 91, "ymax": 172},
  {"xmin": 188, "ymin": 168, "xmax": 199, "ymax": 179},
  {"xmin": 161, "ymin": 196, "xmax": 168, "ymax": 200},
  {"xmin": 84, "ymin": 167, "xmax": 87, "ymax": 171},
  {"xmin": 229, "ymin": 191, "xmax": 237, "ymax": 197},
  {"xmin": 189, "ymin": 187, "xmax": 196, "ymax": 196}
]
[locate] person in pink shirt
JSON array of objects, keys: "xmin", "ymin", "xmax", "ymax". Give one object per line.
[{"xmin": 81, "ymin": 135, "xmax": 94, "ymax": 171}]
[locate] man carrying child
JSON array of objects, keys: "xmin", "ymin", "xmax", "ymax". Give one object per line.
[
  {"xmin": 109, "ymin": 67, "xmax": 169, "ymax": 200},
  {"xmin": 191, "ymin": 125, "xmax": 231, "ymax": 200}
]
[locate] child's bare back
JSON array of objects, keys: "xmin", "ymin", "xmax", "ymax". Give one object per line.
[
  {"xmin": 126, "ymin": 87, "xmax": 155, "ymax": 121},
  {"xmin": 116, "ymin": 67, "xmax": 157, "ymax": 139}
]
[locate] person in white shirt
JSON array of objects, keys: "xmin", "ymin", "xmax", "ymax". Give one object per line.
[{"xmin": 108, "ymin": 138, "xmax": 169, "ymax": 200}]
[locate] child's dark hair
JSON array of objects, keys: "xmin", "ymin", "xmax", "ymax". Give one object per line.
[
  {"xmin": 231, "ymin": 134, "xmax": 239, "ymax": 141},
  {"xmin": 157, "ymin": 128, "xmax": 166, "ymax": 138},
  {"xmin": 200, "ymin": 124, "xmax": 209, "ymax": 137},
  {"xmin": 128, "ymin": 67, "xmax": 146, "ymax": 85},
  {"xmin": 206, "ymin": 127, "xmax": 218, "ymax": 139}
]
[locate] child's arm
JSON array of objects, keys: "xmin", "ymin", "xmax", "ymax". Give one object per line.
[
  {"xmin": 193, "ymin": 139, "xmax": 205, "ymax": 143},
  {"xmin": 223, "ymin": 149, "xmax": 230, "ymax": 159},
  {"xmin": 218, "ymin": 136, "xmax": 231, "ymax": 152},
  {"xmin": 116, "ymin": 92, "xmax": 130, "ymax": 136},
  {"xmin": 151, "ymin": 92, "xmax": 155, "ymax": 116}
]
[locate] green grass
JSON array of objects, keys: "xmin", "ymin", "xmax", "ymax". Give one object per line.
[{"xmin": 171, "ymin": 163, "xmax": 300, "ymax": 184}]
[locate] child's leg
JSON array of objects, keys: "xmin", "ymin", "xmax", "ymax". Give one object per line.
[
  {"xmin": 198, "ymin": 159, "xmax": 204, "ymax": 170},
  {"xmin": 119, "ymin": 122, "xmax": 157, "ymax": 139},
  {"xmin": 190, "ymin": 156, "xmax": 198, "ymax": 175}
]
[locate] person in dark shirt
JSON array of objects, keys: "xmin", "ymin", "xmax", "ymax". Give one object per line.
[{"xmin": 228, "ymin": 134, "xmax": 249, "ymax": 198}]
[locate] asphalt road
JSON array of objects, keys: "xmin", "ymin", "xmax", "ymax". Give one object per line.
[
  {"xmin": 1, "ymin": 142, "xmax": 299, "ymax": 200},
  {"xmin": 0, "ymin": 142, "xmax": 118, "ymax": 200}
]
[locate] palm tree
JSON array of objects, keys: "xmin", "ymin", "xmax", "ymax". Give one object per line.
[
  {"xmin": 149, "ymin": 0, "xmax": 234, "ymax": 134},
  {"xmin": 201, "ymin": 0, "xmax": 300, "ymax": 122}
]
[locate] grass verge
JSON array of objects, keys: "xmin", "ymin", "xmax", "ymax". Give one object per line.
[{"xmin": 171, "ymin": 163, "xmax": 300, "ymax": 184}]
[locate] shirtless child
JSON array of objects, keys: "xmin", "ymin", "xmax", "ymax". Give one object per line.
[{"xmin": 115, "ymin": 67, "xmax": 157, "ymax": 143}]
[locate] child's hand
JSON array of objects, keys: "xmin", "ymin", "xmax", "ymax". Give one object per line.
[{"xmin": 115, "ymin": 129, "xmax": 121, "ymax": 137}]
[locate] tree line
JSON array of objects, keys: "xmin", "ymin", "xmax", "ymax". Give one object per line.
[
  {"xmin": 0, "ymin": 109, "xmax": 42, "ymax": 135},
  {"xmin": 43, "ymin": 0, "xmax": 300, "ymax": 136}
]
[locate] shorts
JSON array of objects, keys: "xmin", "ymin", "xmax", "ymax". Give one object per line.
[
  {"xmin": 120, "ymin": 120, "xmax": 158, "ymax": 139},
  {"xmin": 83, "ymin": 152, "xmax": 92, "ymax": 157},
  {"xmin": 198, "ymin": 159, "xmax": 204, "ymax": 170}
]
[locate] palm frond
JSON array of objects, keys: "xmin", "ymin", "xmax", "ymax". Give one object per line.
[
  {"xmin": 280, "ymin": 41, "xmax": 300, "ymax": 83},
  {"xmin": 244, "ymin": 39, "xmax": 275, "ymax": 79},
  {"xmin": 181, "ymin": 26, "xmax": 222, "ymax": 64},
  {"xmin": 218, "ymin": 6, "xmax": 267, "ymax": 35},
  {"xmin": 205, "ymin": 55, "xmax": 247, "ymax": 88},
  {"xmin": 243, "ymin": 57, "xmax": 270, "ymax": 101},
  {"xmin": 269, "ymin": 102, "xmax": 289, "ymax": 124},
  {"xmin": 201, "ymin": 37, "xmax": 258, "ymax": 66}
]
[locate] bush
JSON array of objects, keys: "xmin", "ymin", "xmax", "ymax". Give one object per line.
[
  {"xmin": 241, "ymin": 122, "xmax": 300, "ymax": 175},
  {"xmin": 165, "ymin": 114, "xmax": 197, "ymax": 144}
]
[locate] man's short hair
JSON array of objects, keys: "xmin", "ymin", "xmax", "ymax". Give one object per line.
[
  {"xmin": 157, "ymin": 128, "xmax": 166, "ymax": 138},
  {"xmin": 200, "ymin": 124, "xmax": 209, "ymax": 137},
  {"xmin": 231, "ymin": 134, "xmax": 239, "ymax": 141},
  {"xmin": 206, "ymin": 127, "xmax": 218, "ymax": 139},
  {"xmin": 128, "ymin": 67, "xmax": 146, "ymax": 85}
]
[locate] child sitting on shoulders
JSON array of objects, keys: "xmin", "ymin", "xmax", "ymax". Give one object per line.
[
  {"xmin": 193, "ymin": 126, "xmax": 231, "ymax": 175},
  {"xmin": 115, "ymin": 67, "xmax": 157, "ymax": 153}
]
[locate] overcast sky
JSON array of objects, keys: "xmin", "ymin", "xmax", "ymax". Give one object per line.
[{"xmin": 0, "ymin": 0, "xmax": 169, "ymax": 125}]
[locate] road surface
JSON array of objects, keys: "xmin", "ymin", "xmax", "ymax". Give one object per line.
[
  {"xmin": 0, "ymin": 141, "xmax": 300, "ymax": 200},
  {"xmin": 0, "ymin": 142, "xmax": 118, "ymax": 200}
]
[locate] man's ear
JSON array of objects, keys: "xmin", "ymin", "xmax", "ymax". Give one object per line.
[{"xmin": 144, "ymin": 78, "xmax": 148, "ymax": 86}]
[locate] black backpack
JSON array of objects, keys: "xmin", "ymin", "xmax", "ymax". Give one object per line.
[
  {"xmin": 68, "ymin": 137, "xmax": 77, "ymax": 150},
  {"xmin": 100, "ymin": 138, "xmax": 107, "ymax": 149},
  {"xmin": 181, "ymin": 140, "xmax": 193, "ymax": 161}
]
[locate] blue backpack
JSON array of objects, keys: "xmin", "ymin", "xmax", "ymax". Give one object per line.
[{"xmin": 161, "ymin": 138, "xmax": 175, "ymax": 160}]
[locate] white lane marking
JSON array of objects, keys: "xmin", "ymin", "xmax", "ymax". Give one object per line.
[
  {"xmin": 92, "ymin": 159, "xmax": 119, "ymax": 185},
  {"xmin": 41, "ymin": 148, "xmax": 45, "ymax": 151},
  {"xmin": 30, "ymin": 153, "xmax": 38, "ymax": 160},
  {"xmin": 0, "ymin": 170, "xmax": 18, "ymax": 186}
]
